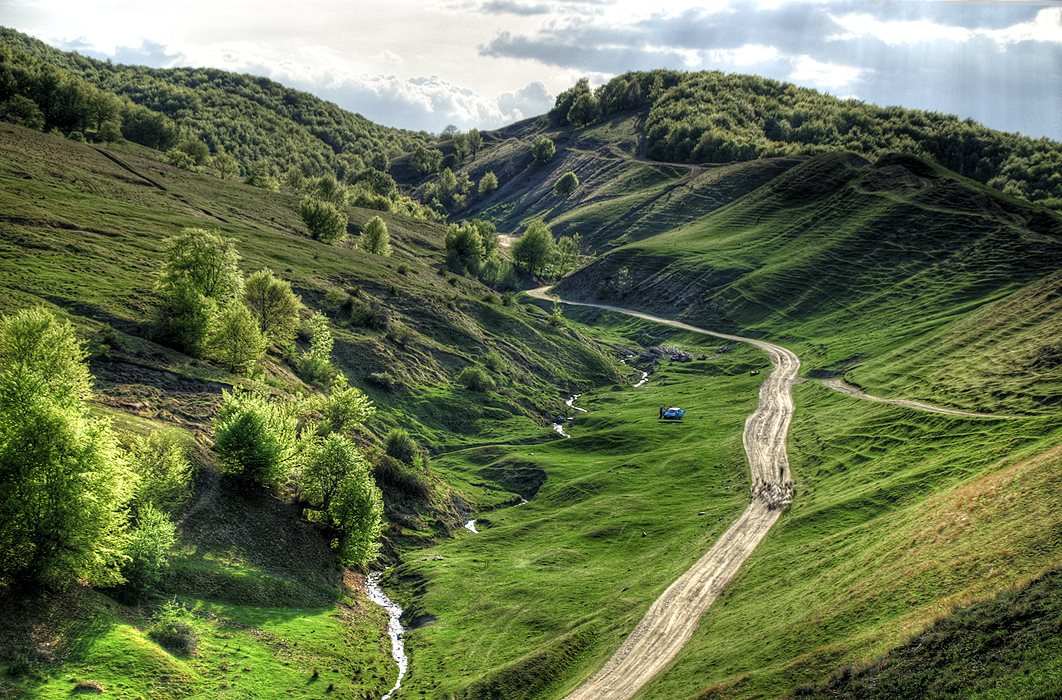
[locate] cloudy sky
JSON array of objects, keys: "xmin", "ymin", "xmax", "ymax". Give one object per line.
[{"xmin": 4, "ymin": 0, "xmax": 1061, "ymax": 140}]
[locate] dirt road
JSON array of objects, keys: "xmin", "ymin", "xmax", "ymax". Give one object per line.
[
  {"xmin": 821, "ymin": 378, "xmax": 1011, "ymax": 419},
  {"xmin": 525, "ymin": 289, "xmax": 799, "ymax": 700}
]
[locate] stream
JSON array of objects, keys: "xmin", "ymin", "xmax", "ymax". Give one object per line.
[{"xmin": 366, "ymin": 572, "xmax": 407, "ymax": 700}]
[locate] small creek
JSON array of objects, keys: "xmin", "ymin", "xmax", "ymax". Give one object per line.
[{"xmin": 366, "ymin": 572, "xmax": 407, "ymax": 700}]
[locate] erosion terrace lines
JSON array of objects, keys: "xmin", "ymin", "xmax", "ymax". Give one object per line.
[{"xmin": 525, "ymin": 289, "xmax": 800, "ymax": 700}]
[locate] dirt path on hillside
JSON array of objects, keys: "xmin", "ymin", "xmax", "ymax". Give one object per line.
[
  {"xmin": 820, "ymin": 378, "xmax": 1012, "ymax": 419},
  {"xmin": 526, "ymin": 288, "xmax": 799, "ymax": 700}
]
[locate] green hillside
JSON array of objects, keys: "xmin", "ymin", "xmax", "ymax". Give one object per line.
[
  {"xmin": 0, "ymin": 27, "xmax": 432, "ymax": 180},
  {"xmin": 0, "ymin": 40, "xmax": 1060, "ymax": 700}
]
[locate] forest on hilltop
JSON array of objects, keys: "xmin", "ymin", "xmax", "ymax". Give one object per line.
[
  {"xmin": 553, "ymin": 70, "xmax": 1062, "ymax": 208},
  {"xmin": 0, "ymin": 27, "xmax": 433, "ymax": 182}
]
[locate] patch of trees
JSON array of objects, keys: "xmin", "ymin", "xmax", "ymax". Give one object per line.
[
  {"xmin": 152, "ymin": 228, "xmax": 301, "ymax": 374},
  {"xmin": 510, "ymin": 220, "xmax": 582, "ymax": 279},
  {"xmin": 0, "ymin": 28, "xmax": 434, "ymax": 189},
  {"xmin": 443, "ymin": 219, "xmax": 518, "ymax": 290},
  {"xmin": 547, "ymin": 69, "xmax": 1062, "ymax": 208}
]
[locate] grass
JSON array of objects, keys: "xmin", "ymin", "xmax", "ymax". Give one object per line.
[
  {"xmin": 0, "ymin": 586, "xmax": 395, "ymax": 699},
  {"xmin": 630, "ymin": 383, "xmax": 1062, "ymax": 699},
  {"xmin": 3, "ymin": 115, "xmax": 1062, "ymax": 700},
  {"xmin": 385, "ymin": 334, "xmax": 771, "ymax": 699}
]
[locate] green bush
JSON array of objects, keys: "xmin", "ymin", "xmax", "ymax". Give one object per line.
[
  {"xmin": 122, "ymin": 505, "xmax": 176, "ymax": 595},
  {"xmin": 213, "ymin": 389, "xmax": 298, "ymax": 485},
  {"xmin": 128, "ymin": 429, "xmax": 194, "ymax": 514},
  {"xmin": 149, "ymin": 601, "xmax": 199, "ymax": 655},
  {"xmin": 384, "ymin": 428, "xmax": 418, "ymax": 464},
  {"xmin": 299, "ymin": 196, "xmax": 347, "ymax": 243},
  {"xmin": 456, "ymin": 366, "xmax": 495, "ymax": 392}
]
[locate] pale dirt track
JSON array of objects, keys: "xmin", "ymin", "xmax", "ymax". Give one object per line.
[
  {"xmin": 526, "ymin": 289, "xmax": 799, "ymax": 700},
  {"xmin": 821, "ymin": 378, "xmax": 1011, "ymax": 419}
]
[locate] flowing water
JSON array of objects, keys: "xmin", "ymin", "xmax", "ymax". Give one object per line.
[{"xmin": 366, "ymin": 572, "xmax": 407, "ymax": 700}]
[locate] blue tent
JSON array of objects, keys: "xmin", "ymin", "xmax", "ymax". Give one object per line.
[{"xmin": 662, "ymin": 407, "xmax": 685, "ymax": 419}]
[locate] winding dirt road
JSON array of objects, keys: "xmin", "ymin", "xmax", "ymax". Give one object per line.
[
  {"xmin": 526, "ymin": 289, "xmax": 799, "ymax": 700},
  {"xmin": 821, "ymin": 378, "xmax": 1012, "ymax": 419}
]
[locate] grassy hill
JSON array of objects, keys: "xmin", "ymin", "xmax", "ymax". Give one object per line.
[
  {"xmin": 0, "ymin": 122, "xmax": 626, "ymax": 697},
  {"xmin": 0, "ymin": 57, "xmax": 1061, "ymax": 700}
]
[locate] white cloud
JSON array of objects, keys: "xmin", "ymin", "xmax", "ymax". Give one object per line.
[
  {"xmin": 830, "ymin": 13, "xmax": 974, "ymax": 46},
  {"xmin": 987, "ymin": 7, "xmax": 1062, "ymax": 44},
  {"xmin": 789, "ymin": 55, "xmax": 861, "ymax": 89}
]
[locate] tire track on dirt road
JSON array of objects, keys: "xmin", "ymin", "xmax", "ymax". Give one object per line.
[{"xmin": 526, "ymin": 288, "xmax": 799, "ymax": 700}]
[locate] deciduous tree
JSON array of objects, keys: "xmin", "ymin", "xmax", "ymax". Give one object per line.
[
  {"xmin": 0, "ymin": 308, "xmax": 134, "ymax": 589},
  {"xmin": 360, "ymin": 215, "xmax": 392, "ymax": 256},
  {"xmin": 243, "ymin": 269, "xmax": 302, "ymax": 346}
]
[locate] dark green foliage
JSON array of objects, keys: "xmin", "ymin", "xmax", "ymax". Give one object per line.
[
  {"xmin": 148, "ymin": 600, "xmax": 199, "ymax": 655},
  {"xmin": 213, "ymin": 389, "xmax": 298, "ymax": 485},
  {"xmin": 510, "ymin": 219, "xmax": 556, "ymax": 275},
  {"xmin": 0, "ymin": 94, "xmax": 44, "ymax": 129},
  {"xmin": 299, "ymin": 196, "xmax": 347, "ymax": 244},
  {"xmin": 569, "ymin": 69, "xmax": 1062, "ymax": 207},
  {"xmin": 0, "ymin": 28, "xmax": 431, "ymax": 180},
  {"xmin": 412, "ymin": 144, "xmax": 443, "ymax": 174},
  {"xmin": 456, "ymin": 366, "xmax": 495, "ymax": 392},
  {"xmin": 347, "ymin": 167, "xmax": 397, "ymax": 198},
  {"xmin": 384, "ymin": 427, "xmax": 418, "ymax": 464},
  {"xmin": 549, "ymin": 77, "xmax": 594, "ymax": 126},
  {"xmin": 554, "ymin": 171, "xmax": 579, "ymax": 197},
  {"xmin": 531, "ymin": 135, "xmax": 556, "ymax": 164}
]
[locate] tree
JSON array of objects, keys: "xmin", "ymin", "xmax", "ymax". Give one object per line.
[
  {"xmin": 456, "ymin": 366, "xmax": 495, "ymax": 392},
  {"xmin": 554, "ymin": 171, "xmax": 579, "ymax": 197},
  {"xmin": 444, "ymin": 221, "xmax": 485, "ymax": 275},
  {"xmin": 207, "ymin": 301, "xmax": 267, "ymax": 375},
  {"xmin": 466, "ymin": 128, "xmax": 483, "ymax": 160},
  {"xmin": 555, "ymin": 234, "xmax": 581, "ymax": 277},
  {"xmin": 213, "ymin": 389, "xmax": 298, "ymax": 485},
  {"xmin": 312, "ymin": 374, "xmax": 375, "ymax": 435},
  {"xmin": 306, "ymin": 174, "xmax": 348, "ymax": 207},
  {"xmin": 121, "ymin": 504, "xmax": 175, "ymax": 595},
  {"xmin": 531, "ymin": 135, "xmax": 556, "ymax": 164},
  {"xmin": 567, "ymin": 93, "xmax": 601, "ymax": 127},
  {"xmin": 154, "ymin": 228, "xmax": 242, "ymax": 355},
  {"xmin": 549, "ymin": 78, "xmax": 594, "ymax": 125},
  {"xmin": 361, "ymin": 216, "xmax": 392, "ymax": 256},
  {"xmin": 384, "ymin": 428, "xmax": 418, "ymax": 464},
  {"xmin": 300, "ymin": 196, "xmax": 348, "ymax": 244},
  {"xmin": 300, "ymin": 433, "xmax": 384, "ymax": 566},
  {"xmin": 97, "ymin": 119, "xmax": 123, "ymax": 143},
  {"xmin": 412, "ymin": 145, "xmax": 442, "ymax": 174},
  {"xmin": 281, "ymin": 165, "xmax": 306, "ymax": 191},
  {"xmin": 243, "ymin": 270, "xmax": 302, "ymax": 347},
  {"xmin": 478, "ymin": 171, "xmax": 498, "ymax": 196},
  {"xmin": 510, "ymin": 219, "xmax": 557, "ymax": 275},
  {"xmin": 212, "ymin": 148, "xmax": 238, "ymax": 180},
  {"xmin": 157, "ymin": 228, "xmax": 242, "ymax": 301},
  {"xmin": 0, "ymin": 308, "xmax": 134, "ymax": 589},
  {"xmin": 348, "ymin": 168, "xmax": 397, "ymax": 198},
  {"xmin": 298, "ymin": 312, "xmax": 336, "ymax": 384}
]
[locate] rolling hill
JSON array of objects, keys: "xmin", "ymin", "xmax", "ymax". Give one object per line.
[{"xmin": 0, "ymin": 41, "xmax": 1061, "ymax": 700}]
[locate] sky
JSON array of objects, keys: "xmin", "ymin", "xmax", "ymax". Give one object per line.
[{"xmin": 3, "ymin": 0, "xmax": 1061, "ymax": 140}]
